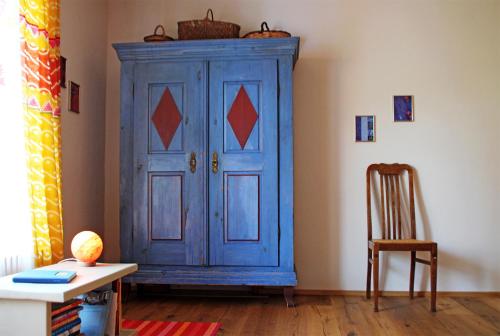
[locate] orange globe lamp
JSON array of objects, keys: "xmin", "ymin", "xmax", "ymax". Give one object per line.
[{"xmin": 71, "ymin": 231, "xmax": 103, "ymax": 266}]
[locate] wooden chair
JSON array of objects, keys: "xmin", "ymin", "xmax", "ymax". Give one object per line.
[{"xmin": 366, "ymin": 163, "xmax": 438, "ymax": 312}]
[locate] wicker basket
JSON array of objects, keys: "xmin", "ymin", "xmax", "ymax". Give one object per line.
[
  {"xmin": 243, "ymin": 22, "xmax": 291, "ymax": 39},
  {"xmin": 144, "ymin": 25, "xmax": 174, "ymax": 42},
  {"xmin": 178, "ymin": 9, "xmax": 240, "ymax": 40}
]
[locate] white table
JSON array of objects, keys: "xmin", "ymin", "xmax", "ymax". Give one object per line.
[{"xmin": 0, "ymin": 262, "xmax": 137, "ymax": 336}]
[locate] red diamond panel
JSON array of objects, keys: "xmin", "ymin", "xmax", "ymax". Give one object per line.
[
  {"xmin": 151, "ymin": 87, "xmax": 182, "ymax": 150},
  {"xmin": 227, "ymin": 86, "xmax": 258, "ymax": 149}
]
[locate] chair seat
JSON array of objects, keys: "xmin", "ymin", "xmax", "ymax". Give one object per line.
[{"xmin": 369, "ymin": 239, "xmax": 436, "ymax": 251}]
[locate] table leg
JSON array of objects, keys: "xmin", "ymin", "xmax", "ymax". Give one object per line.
[
  {"xmin": 0, "ymin": 299, "xmax": 50, "ymax": 336},
  {"xmin": 112, "ymin": 279, "xmax": 122, "ymax": 335}
]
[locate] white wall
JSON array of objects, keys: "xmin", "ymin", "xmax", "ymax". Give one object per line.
[
  {"xmin": 60, "ymin": 0, "xmax": 108, "ymax": 257},
  {"xmin": 102, "ymin": 0, "xmax": 500, "ymax": 291}
]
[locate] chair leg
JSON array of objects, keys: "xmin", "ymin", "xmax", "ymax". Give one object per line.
[
  {"xmin": 366, "ymin": 247, "xmax": 372, "ymax": 299},
  {"xmin": 373, "ymin": 247, "xmax": 380, "ymax": 312},
  {"xmin": 409, "ymin": 251, "xmax": 416, "ymax": 299},
  {"xmin": 430, "ymin": 245, "xmax": 438, "ymax": 312}
]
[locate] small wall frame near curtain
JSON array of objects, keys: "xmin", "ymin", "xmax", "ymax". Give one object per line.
[{"xmin": 19, "ymin": 0, "xmax": 64, "ymax": 266}]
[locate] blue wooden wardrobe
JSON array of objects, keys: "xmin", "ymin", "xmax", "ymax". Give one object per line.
[{"xmin": 114, "ymin": 37, "xmax": 299, "ymax": 305}]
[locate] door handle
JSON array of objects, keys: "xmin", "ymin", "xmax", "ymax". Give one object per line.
[
  {"xmin": 211, "ymin": 152, "xmax": 218, "ymax": 174},
  {"xmin": 189, "ymin": 152, "xmax": 196, "ymax": 173}
]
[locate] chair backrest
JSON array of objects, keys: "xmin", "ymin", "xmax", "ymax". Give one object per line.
[{"xmin": 366, "ymin": 163, "xmax": 416, "ymax": 241}]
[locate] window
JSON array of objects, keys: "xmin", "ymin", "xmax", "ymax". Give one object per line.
[{"xmin": 0, "ymin": 0, "xmax": 34, "ymax": 276}]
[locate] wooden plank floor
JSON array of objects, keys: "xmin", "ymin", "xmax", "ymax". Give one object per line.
[{"xmin": 123, "ymin": 293, "xmax": 500, "ymax": 335}]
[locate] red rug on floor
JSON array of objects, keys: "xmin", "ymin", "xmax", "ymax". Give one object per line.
[{"xmin": 122, "ymin": 319, "xmax": 221, "ymax": 336}]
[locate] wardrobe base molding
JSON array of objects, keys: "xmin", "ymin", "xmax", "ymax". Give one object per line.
[{"xmin": 124, "ymin": 269, "xmax": 297, "ymax": 286}]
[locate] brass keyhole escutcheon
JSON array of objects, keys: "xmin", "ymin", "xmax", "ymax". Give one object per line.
[
  {"xmin": 189, "ymin": 152, "xmax": 196, "ymax": 173},
  {"xmin": 212, "ymin": 152, "xmax": 218, "ymax": 173}
]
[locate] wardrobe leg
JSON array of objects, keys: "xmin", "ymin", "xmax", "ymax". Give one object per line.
[
  {"xmin": 136, "ymin": 283, "xmax": 146, "ymax": 297},
  {"xmin": 122, "ymin": 282, "xmax": 132, "ymax": 303},
  {"xmin": 283, "ymin": 287, "xmax": 295, "ymax": 308}
]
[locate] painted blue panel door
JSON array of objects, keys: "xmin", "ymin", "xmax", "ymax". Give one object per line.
[
  {"xmin": 209, "ymin": 60, "xmax": 278, "ymax": 266},
  {"xmin": 133, "ymin": 62, "xmax": 206, "ymax": 265}
]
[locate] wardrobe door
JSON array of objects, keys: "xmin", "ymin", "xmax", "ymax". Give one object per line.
[
  {"xmin": 209, "ymin": 60, "xmax": 279, "ymax": 266},
  {"xmin": 132, "ymin": 62, "xmax": 206, "ymax": 266}
]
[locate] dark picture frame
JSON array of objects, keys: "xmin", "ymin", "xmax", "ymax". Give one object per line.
[
  {"xmin": 394, "ymin": 95, "xmax": 414, "ymax": 122},
  {"xmin": 355, "ymin": 115, "xmax": 375, "ymax": 142},
  {"xmin": 69, "ymin": 81, "xmax": 80, "ymax": 113},
  {"xmin": 60, "ymin": 56, "xmax": 66, "ymax": 88}
]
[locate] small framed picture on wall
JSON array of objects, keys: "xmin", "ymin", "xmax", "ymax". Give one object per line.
[
  {"xmin": 69, "ymin": 81, "xmax": 80, "ymax": 113},
  {"xmin": 60, "ymin": 56, "xmax": 67, "ymax": 88},
  {"xmin": 355, "ymin": 115, "xmax": 375, "ymax": 142},
  {"xmin": 394, "ymin": 95, "xmax": 414, "ymax": 121}
]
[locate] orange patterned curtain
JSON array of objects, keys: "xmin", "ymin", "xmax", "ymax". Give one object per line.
[{"xmin": 19, "ymin": 0, "xmax": 63, "ymax": 266}]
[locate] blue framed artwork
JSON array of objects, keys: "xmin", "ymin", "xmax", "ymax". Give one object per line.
[
  {"xmin": 394, "ymin": 95, "xmax": 414, "ymax": 121},
  {"xmin": 355, "ymin": 115, "xmax": 375, "ymax": 142}
]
